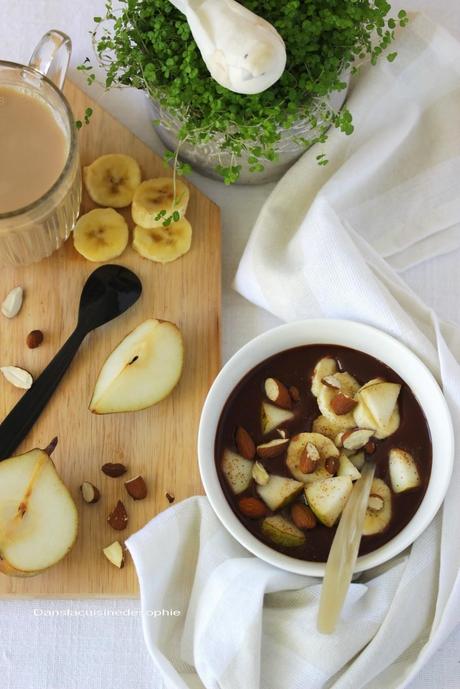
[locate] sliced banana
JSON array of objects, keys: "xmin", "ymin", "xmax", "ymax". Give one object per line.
[
  {"xmin": 133, "ymin": 218, "xmax": 192, "ymax": 264},
  {"xmin": 311, "ymin": 414, "xmax": 344, "ymax": 440},
  {"xmin": 73, "ymin": 208, "xmax": 129, "ymax": 262},
  {"xmin": 131, "ymin": 178, "xmax": 190, "ymax": 229},
  {"xmin": 317, "ymin": 372, "xmax": 360, "ymax": 430},
  {"xmin": 362, "ymin": 478, "xmax": 392, "ymax": 536},
  {"xmin": 311, "ymin": 356, "xmax": 337, "ymax": 397},
  {"xmin": 286, "ymin": 432, "xmax": 338, "ymax": 484},
  {"xmin": 83, "ymin": 154, "xmax": 141, "ymax": 208}
]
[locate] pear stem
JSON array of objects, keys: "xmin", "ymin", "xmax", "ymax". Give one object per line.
[{"xmin": 44, "ymin": 437, "xmax": 58, "ymax": 456}]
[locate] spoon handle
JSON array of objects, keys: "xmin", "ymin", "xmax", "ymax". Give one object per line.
[
  {"xmin": 0, "ymin": 327, "xmax": 85, "ymax": 460},
  {"xmin": 317, "ymin": 461, "xmax": 376, "ymax": 634}
]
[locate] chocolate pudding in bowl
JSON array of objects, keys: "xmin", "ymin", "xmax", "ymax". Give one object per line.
[{"xmin": 198, "ymin": 320, "xmax": 454, "ymax": 576}]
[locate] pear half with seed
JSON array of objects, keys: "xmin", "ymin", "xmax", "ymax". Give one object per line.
[
  {"xmin": 0, "ymin": 445, "xmax": 77, "ymax": 576},
  {"xmin": 90, "ymin": 319, "xmax": 184, "ymax": 414}
]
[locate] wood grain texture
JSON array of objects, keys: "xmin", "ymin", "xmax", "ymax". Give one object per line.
[{"xmin": 0, "ymin": 82, "xmax": 221, "ymax": 597}]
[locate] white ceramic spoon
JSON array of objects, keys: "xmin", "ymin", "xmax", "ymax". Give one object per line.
[
  {"xmin": 168, "ymin": 0, "xmax": 286, "ymax": 94},
  {"xmin": 317, "ymin": 461, "xmax": 376, "ymax": 634}
]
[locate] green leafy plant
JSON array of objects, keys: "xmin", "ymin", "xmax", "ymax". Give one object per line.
[{"xmin": 88, "ymin": 0, "xmax": 407, "ymax": 183}]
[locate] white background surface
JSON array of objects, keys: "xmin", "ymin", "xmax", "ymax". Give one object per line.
[{"xmin": 0, "ymin": 1, "xmax": 459, "ymax": 687}]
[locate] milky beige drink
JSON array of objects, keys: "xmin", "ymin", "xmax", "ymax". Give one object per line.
[
  {"xmin": 0, "ymin": 86, "xmax": 68, "ymax": 213},
  {"xmin": 0, "ymin": 31, "xmax": 81, "ymax": 266}
]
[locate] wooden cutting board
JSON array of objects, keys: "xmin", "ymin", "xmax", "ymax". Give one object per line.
[{"xmin": 0, "ymin": 82, "xmax": 221, "ymax": 597}]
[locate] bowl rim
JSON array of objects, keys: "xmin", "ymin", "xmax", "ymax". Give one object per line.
[{"xmin": 198, "ymin": 319, "xmax": 454, "ymax": 577}]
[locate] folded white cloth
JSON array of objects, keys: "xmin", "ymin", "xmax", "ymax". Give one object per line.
[{"xmin": 127, "ymin": 13, "xmax": 460, "ymax": 689}]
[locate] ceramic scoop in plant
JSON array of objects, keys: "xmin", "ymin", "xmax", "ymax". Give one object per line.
[{"xmin": 168, "ymin": 0, "xmax": 286, "ymax": 94}]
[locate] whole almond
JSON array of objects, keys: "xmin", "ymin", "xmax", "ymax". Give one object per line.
[
  {"xmin": 26, "ymin": 330, "xmax": 44, "ymax": 349},
  {"xmin": 299, "ymin": 441, "xmax": 320, "ymax": 474},
  {"xmin": 325, "ymin": 456, "xmax": 340, "ymax": 475},
  {"xmin": 102, "ymin": 462, "xmax": 127, "ymax": 477},
  {"xmin": 107, "ymin": 500, "xmax": 128, "ymax": 530},
  {"xmin": 235, "ymin": 426, "xmax": 256, "ymax": 460},
  {"xmin": 256, "ymin": 438, "xmax": 289, "ymax": 459},
  {"xmin": 291, "ymin": 503, "xmax": 317, "ymax": 530},
  {"xmin": 80, "ymin": 481, "xmax": 101, "ymax": 504},
  {"xmin": 330, "ymin": 393, "xmax": 358, "ymax": 415},
  {"xmin": 238, "ymin": 496, "xmax": 267, "ymax": 519},
  {"xmin": 124, "ymin": 474, "xmax": 147, "ymax": 500},
  {"xmin": 264, "ymin": 377, "xmax": 292, "ymax": 409}
]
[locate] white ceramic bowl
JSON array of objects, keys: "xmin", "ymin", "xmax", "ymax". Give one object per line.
[{"xmin": 198, "ymin": 319, "xmax": 454, "ymax": 576}]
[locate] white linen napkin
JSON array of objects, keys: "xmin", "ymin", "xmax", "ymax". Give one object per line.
[{"xmin": 127, "ymin": 13, "xmax": 460, "ymax": 689}]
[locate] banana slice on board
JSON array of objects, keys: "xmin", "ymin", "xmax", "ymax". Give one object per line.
[
  {"xmin": 131, "ymin": 178, "xmax": 190, "ymax": 229},
  {"xmin": 133, "ymin": 218, "xmax": 192, "ymax": 264},
  {"xmin": 83, "ymin": 154, "xmax": 141, "ymax": 208},
  {"xmin": 73, "ymin": 208, "xmax": 129, "ymax": 262}
]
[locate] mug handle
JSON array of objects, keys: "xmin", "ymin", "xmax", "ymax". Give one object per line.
[{"xmin": 29, "ymin": 30, "xmax": 72, "ymax": 90}]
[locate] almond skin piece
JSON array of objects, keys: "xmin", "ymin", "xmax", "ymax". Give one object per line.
[
  {"xmin": 325, "ymin": 456, "xmax": 340, "ymax": 475},
  {"xmin": 365, "ymin": 440, "xmax": 376, "ymax": 454},
  {"xmin": 238, "ymin": 496, "xmax": 268, "ymax": 519},
  {"xmin": 107, "ymin": 500, "xmax": 128, "ymax": 530},
  {"xmin": 26, "ymin": 329, "xmax": 44, "ymax": 349},
  {"xmin": 80, "ymin": 481, "xmax": 100, "ymax": 504},
  {"xmin": 264, "ymin": 377, "xmax": 292, "ymax": 409},
  {"xmin": 299, "ymin": 442, "xmax": 320, "ymax": 474},
  {"xmin": 330, "ymin": 393, "xmax": 358, "ymax": 415},
  {"xmin": 256, "ymin": 438, "xmax": 289, "ymax": 459},
  {"xmin": 235, "ymin": 426, "xmax": 256, "ymax": 460},
  {"xmin": 124, "ymin": 475, "xmax": 147, "ymax": 500},
  {"xmin": 291, "ymin": 503, "xmax": 317, "ymax": 529},
  {"xmin": 102, "ymin": 462, "xmax": 127, "ymax": 477}
]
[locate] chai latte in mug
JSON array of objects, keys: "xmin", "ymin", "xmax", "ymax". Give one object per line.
[{"xmin": 0, "ymin": 86, "xmax": 68, "ymax": 214}]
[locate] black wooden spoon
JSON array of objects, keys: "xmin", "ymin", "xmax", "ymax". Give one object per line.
[{"xmin": 0, "ymin": 264, "xmax": 142, "ymax": 460}]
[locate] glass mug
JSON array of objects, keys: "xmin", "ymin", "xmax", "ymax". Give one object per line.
[{"xmin": 0, "ymin": 31, "xmax": 81, "ymax": 266}]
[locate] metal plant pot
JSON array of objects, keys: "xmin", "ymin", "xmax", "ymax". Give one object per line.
[{"xmin": 147, "ymin": 78, "xmax": 349, "ymax": 185}]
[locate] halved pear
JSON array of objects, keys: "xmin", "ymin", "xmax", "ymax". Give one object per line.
[
  {"xmin": 286, "ymin": 432, "xmax": 338, "ymax": 483},
  {"xmin": 260, "ymin": 402, "xmax": 294, "ymax": 434},
  {"xmin": 359, "ymin": 382, "xmax": 401, "ymax": 428},
  {"xmin": 261, "ymin": 515, "xmax": 306, "ymax": 547},
  {"xmin": 363, "ymin": 478, "xmax": 392, "ymax": 535},
  {"xmin": 256, "ymin": 475, "xmax": 303, "ymax": 511},
  {"xmin": 337, "ymin": 454, "xmax": 361, "ymax": 481},
  {"xmin": 90, "ymin": 319, "xmax": 184, "ymax": 414},
  {"xmin": 305, "ymin": 476, "xmax": 353, "ymax": 527},
  {"xmin": 222, "ymin": 449, "xmax": 253, "ymax": 494},
  {"xmin": 389, "ymin": 448, "xmax": 421, "ymax": 493},
  {"xmin": 0, "ymin": 447, "xmax": 78, "ymax": 576}
]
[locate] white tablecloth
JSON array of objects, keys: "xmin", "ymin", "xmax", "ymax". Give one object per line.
[{"xmin": 0, "ymin": 1, "xmax": 459, "ymax": 687}]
